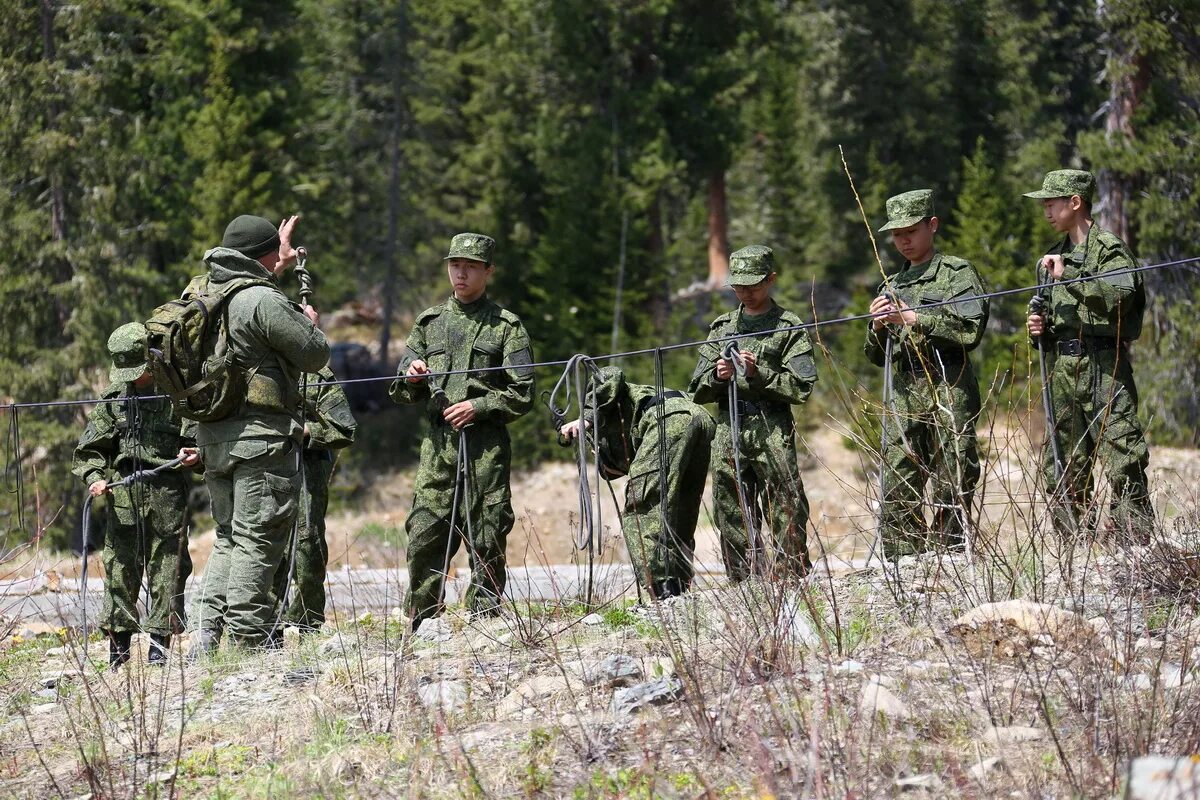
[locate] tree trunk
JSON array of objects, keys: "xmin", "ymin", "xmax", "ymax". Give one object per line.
[
  {"xmin": 1097, "ymin": 29, "xmax": 1149, "ymax": 248},
  {"xmin": 706, "ymin": 169, "xmax": 729, "ymax": 288},
  {"xmin": 40, "ymin": 0, "xmax": 67, "ymax": 245}
]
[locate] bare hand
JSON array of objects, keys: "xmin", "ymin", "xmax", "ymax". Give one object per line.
[
  {"xmin": 1027, "ymin": 314, "xmax": 1046, "ymax": 338},
  {"xmin": 88, "ymin": 480, "xmax": 108, "ymax": 497},
  {"xmin": 559, "ymin": 419, "xmax": 591, "ymax": 441},
  {"xmin": 1041, "ymin": 254, "xmax": 1065, "ymax": 281},
  {"xmin": 278, "ymin": 215, "xmax": 301, "ymax": 271},
  {"xmin": 871, "ymin": 294, "xmax": 916, "ymax": 328},
  {"xmin": 443, "ymin": 400, "xmax": 476, "ymax": 430},
  {"xmin": 715, "ymin": 358, "xmax": 733, "ymax": 381},
  {"xmin": 406, "ymin": 359, "xmax": 430, "ymax": 384},
  {"xmin": 177, "ymin": 447, "xmax": 201, "ymax": 468},
  {"xmin": 303, "ymin": 305, "xmax": 320, "ymax": 326}
]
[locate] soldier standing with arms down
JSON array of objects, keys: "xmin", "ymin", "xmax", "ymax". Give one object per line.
[
  {"xmin": 73, "ymin": 323, "xmax": 200, "ymax": 667},
  {"xmin": 190, "ymin": 214, "xmax": 329, "ymax": 655},
  {"xmin": 689, "ymin": 245, "xmax": 819, "ymax": 580},
  {"xmin": 1024, "ymin": 169, "xmax": 1154, "ymax": 539},
  {"xmin": 390, "ymin": 233, "xmax": 534, "ymax": 632},
  {"xmin": 866, "ymin": 189, "xmax": 989, "ymax": 559},
  {"xmin": 559, "ymin": 366, "xmax": 714, "ymax": 600}
]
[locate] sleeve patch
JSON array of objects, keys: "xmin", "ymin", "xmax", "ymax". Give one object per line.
[
  {"xmin": 507, "ymin": 346, "xmax": 534, "ymax": 378},
  {"xmin": 788, "ymin": 354, "xmax": 818, "ymax": 381}
]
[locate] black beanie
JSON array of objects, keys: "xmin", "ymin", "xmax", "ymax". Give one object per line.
[{"xmin": 222, "ymin": 215, "xmax": 280, "ymax": 259}]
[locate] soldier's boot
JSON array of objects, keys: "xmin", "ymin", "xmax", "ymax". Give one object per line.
[
  {"xmin": 651, "ymin": 578, "xmax": 683, "ymax": 601},
  {"xmin": 108, "ymin": 631, "xmax": 133, "ymax": 670},
  {"xmin": 187, "ymin": 628, "xmax": 221, "ymax": 662},
  {"xmin": 147, "ymin": 634, "xmax": 171, "ymax": 665}
]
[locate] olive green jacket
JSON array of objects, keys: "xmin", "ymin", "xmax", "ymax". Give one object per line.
[
  {"xmin": 193, "ymin": 248, "xmax": 330, "ymax": 444},
  {"xmin": 1038, "ymin": 224, "xmax": 1144, "ymax": 341}
]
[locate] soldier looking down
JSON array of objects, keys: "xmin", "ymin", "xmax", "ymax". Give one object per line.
[
  {"xmin": 866, "ymin": 189, "xmax": 989, "ymax": 559},
  {"xmin": 73, "ymin": 323, "xmax": 200, "ymax": 668},
  {"xmin": 1024, "ymin": 169, "xmax": 1154, "ymax": 540}
]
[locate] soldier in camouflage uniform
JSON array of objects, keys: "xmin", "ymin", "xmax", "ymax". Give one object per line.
[
  {"xmin": 559, "ymin": 366, "xmax": 714, "ymax": 599},
  {"xmin": 690, "ymin": 246, "xmax": 819, "ymax": 581},
  {"xmin": 390, "ymin": 233, "xmax": 534, "ymax": 631},
  {"xmin": 72, "ymin": 323, "xmax": 200, "ymax": 667},
  {"xmin": 1024, "ymin": 170, "xmax": 1154, "ymax": 539},
  {"xmin": 190, "ymin": 215, "xmax": 329, "ymax": 655},
  {"xmin": 866, "ymin": 190, "xmax": 989, "ymax": 559},
  {"xmin": 272, "ymin": 364, "xmax": 357, "ymax": 633}
]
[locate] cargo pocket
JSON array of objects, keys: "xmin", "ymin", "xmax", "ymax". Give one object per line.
[
  {"xmin": 471, "ymin": 340, "xmax": 502, "ymax": 377},
  {"xmin": 259, "ymin": 470, "xmax": 301, "ymax": 528}
]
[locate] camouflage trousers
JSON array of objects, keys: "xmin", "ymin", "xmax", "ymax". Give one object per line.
[
  {"xmin": 621, "ymin": 407, "xmax": 714, "ymax": 595},
  {"xmin": 1040, "ymin": 346, "xmax": 1153, "ymax": 539},
  {"xmin": 406, "ymin": 423, "xmax": 513, "ymax": 627},
  {"xmin": 271, "ymin": 451, "xmax": 334, "ymax": 631},
  {"xmin": 195, "ymin": 436, "xmax": 302, "ymax": 646},
  {"xmin": 98, "ymin": 474, "xmax": 192, "ymax": 635},
  {"xmin": 879, "ymin": 365, "xmax": 981, "ymax": 559},
  {"xmin": 711, "ymin": 409, "xmax": 810, "ymax": 581}
]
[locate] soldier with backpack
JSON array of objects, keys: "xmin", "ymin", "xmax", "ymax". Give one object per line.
[{"xmin": 171, "ymin": 214, "xmax": 329, "ymax": 655}]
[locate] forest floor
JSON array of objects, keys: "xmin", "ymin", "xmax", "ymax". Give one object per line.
[{"xmin": 2, "ymin": 427, "xmax": 1200, "ymax": 798}]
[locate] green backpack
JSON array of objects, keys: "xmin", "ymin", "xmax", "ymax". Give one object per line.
[{"xmin": 145, "ymin": 276, "xmax": 272, "ymax": 422}]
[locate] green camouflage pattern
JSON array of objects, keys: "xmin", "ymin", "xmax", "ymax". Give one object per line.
[
  {"xmin": 1023, "ymin": 169, "xmax": 1096, "ymax": 201},
  {"xmin": 1038, "ymin": 223, "xmax": 1145, "ymax": 340},
  {"xmin": 690, "ymin": 302, "xmax": 818, "ymax": 579},
  {"xmin": 72, "ymin": 386, "xmax": 193, "ymax": 634},
  {"xmin": 727, "ymin": 245, "xmax": 775, "ymax": 286},
  {"xmin": 276, "ymin": 366, "xmax": 358, "ymax": 630},
  {"xmin": 583, "ymin": 368, "xmax": 714, "ymax": 594},
  {"xmin": 1034, "ymin": 225, "xmax": 1153, "ymax": 537},
  {"xmin": 107, "ymin": 322, "xmax": 150, "ymax": 383},
  {"xmin": 444, "ymin": 232, "xmax": 496, "ymax": 264},
  {"xmin": 389, "ymin": 294, "xmax": 534, "ymax": 625},
  {"xmin": 878, "ymin": 189, "xmax": 935, "ymax": 232},
  {"xmin": 865, "ymin": 251, "xmax": 988, "ymax": 558},
  {"xmin": 190, "ymin": 247, "xmax": 328, "ymax": 646}
]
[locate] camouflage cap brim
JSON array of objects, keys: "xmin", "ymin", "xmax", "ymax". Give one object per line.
[
  {"xmin": 877, "ymin": 214, "xmax": 927, "ymax": 233},
  {"xmin": 109, "ymin": 362, "xmax": 148, "ymax": 384},
  {"xmin": 726, "ymin": 272, "xmax": 770, "ymax": 287},
  {"xmin": 1022, "ymin": 189, "xmax": 1065, "ymax": 199}
]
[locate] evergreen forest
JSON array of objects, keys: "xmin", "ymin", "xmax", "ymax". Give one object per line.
[{"xmin": 2, "ymin": 0, "xmax": 1199, "ymax": 550}]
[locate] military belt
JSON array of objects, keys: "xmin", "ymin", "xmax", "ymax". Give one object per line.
[
  {"xmin": 635, "ymin": 390, "xmax": 684, "ymax": 418},
  {"xmin": 1054, "ymin": 337, "xmax": 1124, "ymax": 357}
]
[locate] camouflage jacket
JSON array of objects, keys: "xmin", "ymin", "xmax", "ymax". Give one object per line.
[
  {"xmin": 585, "ymin": 380, "xmax": 708, "ymax": 479},
  {"xmin": 689, "ymin": 302, "xmax": 818, "ymax": 413},
  {"xmin": 72, "ymin": 384, "xmax": 194, "ymax": 486},
  {"xmin": 389, "ymin": 295, "xmax": 535, "ymax": 425},
  {"xmin": 865, "ymin": 251, "xmax": 989, "ymax": 368},
  {"xmin": 302, "ymin": 365, "xmax": 357, "ymax": 452},
  {"xmin": 192, "ymin": 249, "xmax": 330, "ymax": 445},
  {"xmin": 1038, "ymin": 224, "xmax": 1144, "ymax": 341}
]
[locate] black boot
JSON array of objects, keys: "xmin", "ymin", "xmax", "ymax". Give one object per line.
[
  {"xmin": 109, "ymin": 631, "xmax": 133, "ymax": 670},
  {"xmin": 148, "ymin": 633, "xmax": 171, "ymax": 665},
  {"xmin": 651, "ymin": 578, "xmax": 683, "ymax": 600}
]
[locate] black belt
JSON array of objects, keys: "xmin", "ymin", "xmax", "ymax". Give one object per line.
[
  {"xmin": 1055, "ymin": 337, "xmax": 1123, "ymax": 357},
  {"xmin": 636, "ymin": 390, "xmax": 684, "ymax": 417}
]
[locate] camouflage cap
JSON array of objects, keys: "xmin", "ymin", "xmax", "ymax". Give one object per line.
[
  {"xmin": 878, "ymin": 189, "xmax": 935, "ymax": 232},
  {"xmin": 1022, "ymin": 169, "xmax": 1096, "ymax": 202},
  {"xmin": 726, "ymin": 245, "xmax": 776, "ymax": 287},
  {"xmin": 590, "ymin": 366, "xmax": 627, "ymax": 409},
  {"xmin": 107, "ymin": 322, "xmax": 149, "ymax": 384},
  {"xmin": 444, "ymin": 232, "xmax": 496, "ymax": 265}
]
